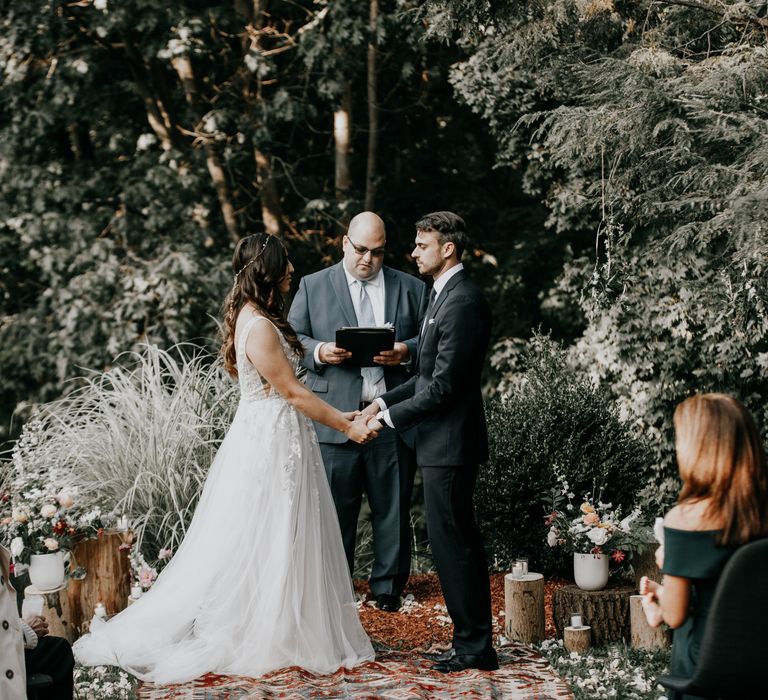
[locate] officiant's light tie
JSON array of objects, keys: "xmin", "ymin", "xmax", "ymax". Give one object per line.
[{"xmin": 358, "ymin": 281, "xmax": 384, "ymax": 385}]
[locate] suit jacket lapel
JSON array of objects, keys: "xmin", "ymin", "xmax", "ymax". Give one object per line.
[
  {"xmin": 383, "ymin": 267, "xmax": 401, "ymax": 328},
  {"xmin": 330, "ymin": 262, "xmax": 358, "ymax": 327},
  {"xmin": 416, "ymin": 270, "xmax": 466, "ymax": 368}
]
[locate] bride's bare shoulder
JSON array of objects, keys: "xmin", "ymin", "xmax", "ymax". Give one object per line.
[{"xmin": 665, "ymin": 499, "xmax": 721, "ymax": 531}]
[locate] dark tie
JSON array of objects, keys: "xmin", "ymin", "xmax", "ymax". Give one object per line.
[
  {"xmin": 421, "ymin": 288, "xmax": 437, "ymax": 335},
  {"xmin": 358, "ymin": 281, "xmax": 385, "ymax": 384}
]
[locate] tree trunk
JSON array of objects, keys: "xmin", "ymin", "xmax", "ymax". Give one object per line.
[
  {"xmin": 67, "ymin": 531, "xmax": 132, "ymax": 636},
  {"xmin": 334, "ymin": 82, "xmax": 353, "ymax": 233},
  {"xmin": 172, "ymin": 54, "xmax": 241, "ymax": 244},
  {"xmin": 254, "ymin": 148, "xmax": 284, "ymax": 236},
  {"xmin": 364, "ymin": 0, "xmax": 378, "ymax": 211},
  {"xmin": 504, "ymin": 572, "xmax": 545, "ymax": 643},
  {"xmin": 553, "ymin": 584, "xmax": 633, "ymax": 645},
  {"xmin": 630, "ymin": 595, "xmax": 671, "ymax": 649}
]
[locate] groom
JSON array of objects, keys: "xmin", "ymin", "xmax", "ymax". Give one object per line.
[{"xmin": 363, "ymin": 211, "xmax": 497, "ymax": 673}]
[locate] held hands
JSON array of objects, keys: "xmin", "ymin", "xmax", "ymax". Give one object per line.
[
  {"xmin": 23, "ymin": 615, "xmax": 49, "ymax": 638},
  {"xmin": 373, "ymin": 342, "xmax": 409, "ymax": 366},
  {"xmin": 345, "ymin": 414, "xmax": 380, "ymax": 445},
  {"xmin": 319, "ymin": 343, "xmax": 352, "ymax": 365}
]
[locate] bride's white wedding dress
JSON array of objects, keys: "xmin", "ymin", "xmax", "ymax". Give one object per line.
[{"xmin": 73, "ymin": 315, "xmax": 375, "ymax": 684}]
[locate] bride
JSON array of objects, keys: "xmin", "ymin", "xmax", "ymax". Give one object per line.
[{"xmin": 73, "ymin": 232, "xmax": 377, "ymax": 684}]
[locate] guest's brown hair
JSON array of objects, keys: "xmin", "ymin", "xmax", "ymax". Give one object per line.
[
  {"xmin": 220, "ymin": 233, "xmax": 303, "ymax": 378},
  {"xmin": 674, "ymin": 393, "xmax": 768, "ymax": 546}
]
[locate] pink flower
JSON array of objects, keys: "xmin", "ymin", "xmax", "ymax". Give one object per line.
[
  {"xmin": 138, "ymin": 566, "xmax": 157, "ymax": 589},
  {"xmin": 117, "ymin": 543, "xmax": 131, "ymax": 552},
  {"xmin": 583, "ymin": 512, "xmax": 600, "ymax": 526},
  {"xmin": 157, "ymin": 548, "xmax": 173, "ymax": 561},
  {"xmin": 611, "ymin": 550, "xmax": 626, "ymax": 564}
]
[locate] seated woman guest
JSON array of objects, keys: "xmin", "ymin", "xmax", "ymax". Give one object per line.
[{"xmin": 641, "ymin": 393, "xmax": 768, "ymax": 700}]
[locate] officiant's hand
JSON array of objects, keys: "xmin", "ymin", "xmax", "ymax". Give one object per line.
[
  {"xmin": 366, "ymin": 417, "xmax": 384, "ymax": 432},
  {"xmin": 319, "ymin": 342, "xmax": 352, "ymax": 365},
  {"xmin": 360, "ymin": 402, "xmax": 379, "ymax": 418},
  {"xmin": 373, "ymin": 342, "xmax": 409, "ymax": 366},
  {"xmin": 345, "ymin": 415, "xmax": 378, "ymax": 444}
]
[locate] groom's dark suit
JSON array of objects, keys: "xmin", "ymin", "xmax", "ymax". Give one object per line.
[{"xmin": 380, "ymin": 267, "xmax": 493, "ymax": 657}]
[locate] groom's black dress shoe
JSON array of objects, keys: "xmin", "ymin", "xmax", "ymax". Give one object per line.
[
  {"xmin": 432, "ymin": 650, "xmax": 499, "ymax": 673},
  {"xmin": 375, "ymin": 594, "xmax": 401, "ymax": 612}
]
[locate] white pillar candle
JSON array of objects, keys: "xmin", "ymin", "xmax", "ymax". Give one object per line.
[
  {"xmin": 130, "ymin": 584, "xmax": 142, "ymax": 599},
  {"xmin": 512, "ymin": 564, "xmax": 523, "ymax": 578},
  {"xmin": 516, "ymin": 558, "xmax": 529, "ymax": 575},
  {"xmin": 570, "ymin": 613, "xmax": 583, "ymax": 628}
]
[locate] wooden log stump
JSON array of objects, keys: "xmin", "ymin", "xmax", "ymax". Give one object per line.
[
  {"xmin": 553, "ymin": 584, "xmax": 633, "ymax": 645},
  {"xmin": 67, "ymin": 530, "xmax": 132, "ymax": 637},
  {"xmin": 630, "ymin": 595, "xmax": 670, "ymax": 649},
  {"xmin": 24, "ymin": 584, "xmax": 74, "ymax": 643},
  {"xmin": 563, "ymin": 625, "xmax": 591, "ymax": 654},
  {"xmin": 504, "ymin": 572, "xmax": 545, "ymax": 644}
]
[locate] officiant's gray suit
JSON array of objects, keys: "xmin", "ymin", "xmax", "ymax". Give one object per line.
[{"xmin": 288, "ymin": 261, "xmax": 427, "ymax": 597}]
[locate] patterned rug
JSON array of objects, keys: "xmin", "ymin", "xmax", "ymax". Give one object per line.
[{"xmin": 136, "ymin": 645, "xmax": 574, "ymax": 699}]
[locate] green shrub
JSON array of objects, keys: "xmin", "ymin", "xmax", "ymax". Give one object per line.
[{"xmin": 477, "ymin": 334, "xmax": 653, "ymax": 574}]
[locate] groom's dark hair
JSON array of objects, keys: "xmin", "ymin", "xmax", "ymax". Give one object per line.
[{"xmin": 415, "ymin": 211, "xmax": 469, "ymax": 259}]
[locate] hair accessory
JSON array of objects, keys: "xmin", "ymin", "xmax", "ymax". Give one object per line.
[{"xmin": 233, "ymin": 235, "xmax": 271, "ymax": 282}]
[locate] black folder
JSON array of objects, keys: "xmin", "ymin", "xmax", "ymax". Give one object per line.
[{"xmin": 335, "ymin": 326, "xmax": 395, "ymax": 367}]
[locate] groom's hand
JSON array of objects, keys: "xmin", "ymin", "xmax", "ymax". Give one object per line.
[
  {"xmin": 373, "ymin": 342, "xmax": 409, "ymax": 366},
  {"xmin": 366, "ymin": 416, "xmax": 384, "ymax": 432},
  {"xmin": 360, "ymin": 402, "xmax": 379, "ymax": 418},
  {"xmin": 319, "ymin": 342, "xmax": 352, "ymax": 365}
]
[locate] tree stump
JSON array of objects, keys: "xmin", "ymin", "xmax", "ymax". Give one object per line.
[
  {"xmin": 553, "ymin": 584, "xmax": 633, "ymax": 645},
  {"xmin": 504, "ymin": 572, "xmax": 545, "ymax": 643},
  {"xmin": 24, "ymin": 584, "xmax": 75, "ymax": 643},
  {"xmin": 66, "ymin": 530, "xmax": 132, "ymax": 636},
  {"xmin": 630, "ymin": 595, "xmax": 670, "ymax": 649},
  {"xmin": 563, "ymin": 625, "xmax": 591, "ymax": 653}
]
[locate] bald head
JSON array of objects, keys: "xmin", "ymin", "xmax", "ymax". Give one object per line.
[
  {"xmin": 348, "ymin": 211, "xmax": 386, "ymax": 239},
  {"xmin": 342, "ymin": 211, "xmax": 387, "ymax": 281}
]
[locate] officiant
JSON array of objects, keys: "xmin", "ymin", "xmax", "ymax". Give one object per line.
[{"xmin": 288, "ymin": 212, "xmax": 427, "ymax": 611}]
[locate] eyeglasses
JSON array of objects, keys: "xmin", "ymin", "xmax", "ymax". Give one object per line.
[{"xmin": 346, "ymin": 235, "xmax": 386, "ymax": 258}]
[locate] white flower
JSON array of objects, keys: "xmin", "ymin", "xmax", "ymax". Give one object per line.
[
  {"xmin": 10, "ymin": 537, "xmax": 24, "ymax": 557},
  {"xmin": 43, "ymin": 538, "xmax": 59, "ymax": 551},
  {"xmin": 93, "ymin": 0, "xmax": 107, "ymax": 10},
  {"xmin": 41, "ymin": 504, "xmax": 57, "ymax": 519},
  {"xmin": 547, "ymin": 528, "xmax": 559, "ymax": 547},
  {"xmin": 136, "ymin": 133, "xmax": 157, "ymax": 151},
  {"xmin": 588, "ymin": 527, "xmax": 609, "ymax": 546},
  {"xmin": 12, "ymin": 508, "xmax": 29, "ymax": 523},
  {"xmin": 57, "ymin": 492, "xmax": 74, "ymax": 508}
]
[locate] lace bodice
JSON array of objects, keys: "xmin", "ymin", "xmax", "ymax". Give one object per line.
[{"xmin": 236, "ymin": 315, "xmax": 301, "ymax": 403}]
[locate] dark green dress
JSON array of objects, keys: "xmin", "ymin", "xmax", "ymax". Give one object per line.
[{"xmin": 662, "ymin": 527, "xmax": 736, "ymax": 700}]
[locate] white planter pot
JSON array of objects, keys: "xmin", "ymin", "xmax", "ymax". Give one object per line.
[
  {"xmin": 573, "ymin": 552, "xmax": 609, "ymax": 591},
  {"xmin": 29, "ymin": 551, "xmax": 65, "ymax": 591}
]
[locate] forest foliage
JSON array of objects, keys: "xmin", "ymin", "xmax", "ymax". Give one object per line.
[{"xmin": 2, "ymin": 0, "xmax": 768, "ymax": 513}]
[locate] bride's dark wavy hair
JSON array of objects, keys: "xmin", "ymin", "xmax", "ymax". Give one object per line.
[{"xmin": 220, "ymin": 232, "xmax": 304, "ymax": 377}]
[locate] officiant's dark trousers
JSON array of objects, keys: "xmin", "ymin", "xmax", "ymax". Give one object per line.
[{"xmin": 422, "ymin": 463, "xmax": 493, "ymax": 656}]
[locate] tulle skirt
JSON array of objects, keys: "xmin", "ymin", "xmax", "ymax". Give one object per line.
[{"xmin": 73, "ymin": 397, "xmax": 374, "ymax": 684}]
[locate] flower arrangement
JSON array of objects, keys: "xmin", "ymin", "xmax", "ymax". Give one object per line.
[
  {"xmin": 544, "ymin": 471, "xmax": 648, "ymax": 561},
  {"xmin": 0, "ymin": 414, "xmax": 109, "ymax": 565}
]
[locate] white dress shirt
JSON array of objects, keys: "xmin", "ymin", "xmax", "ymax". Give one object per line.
[
  {"xmin": 376, "ymin": 263, "xmax": 464, "ymax": 427},
  {"xmin": 314, "ymin": 266, "xmax": 387, "ymax": 402}
]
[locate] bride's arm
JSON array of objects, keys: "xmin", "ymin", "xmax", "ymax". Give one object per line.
[{"xmin": 245, "ymin": 321, "xmax": 375, "ymax": 444}]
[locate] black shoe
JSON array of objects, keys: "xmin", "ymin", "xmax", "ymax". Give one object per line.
[
  {"xmin": 423, "ymin": 647, "xmax": 456, "ymax": 662},
  {"xmin": 432, "ymin": 650, "xmax": 499, "ymax": 673},
  {"xmin": 375, "ymin": 594, "xmax": 401, "ymax": 612}
]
